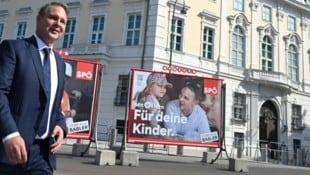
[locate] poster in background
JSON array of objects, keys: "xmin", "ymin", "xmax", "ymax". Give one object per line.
[
  {"xmin": 62, "ymin": 57, "xmax": 101, "ymax": 139},
  {"xmin": 127, "ymin": 69, "xmax": 223, "ymax": 148}
]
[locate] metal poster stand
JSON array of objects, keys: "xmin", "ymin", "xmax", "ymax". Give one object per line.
[{"xmin": 210, "ymin": 83, "xmax": 229, "ymax": 164}]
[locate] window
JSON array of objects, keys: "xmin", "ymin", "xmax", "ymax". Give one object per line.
[
  {"xmin": 116, "ymin": 120, "xmax": 125, "ymax": 134},
  {"xmin": 202, "ymin": 27, "xmax": 214, "ymax": 59},
  {"xmin": 126, "ymin": 13, "xmax": 141, "ymax": 46},
  {"xmin": 292, "ymin": 104, "xmax": 304, "ymax": 130},
  {"xmin": 234, "ymin": 0, "xmax": 244, "ymax": 12},
  {"xmin": 261, "ymin": 36, "xmax": 273, "ymax": 71},
  {"xmin": 91, "ymin": 16, "xmax": 104, "ymax": 44},
  {"xmin": 231, "ymin": 26, "xmax": 245, "ymax": 67},
  {"xmin": 234, "ymin": 132, "xmax": 244, "ymax": 149},
  {"xmin": 0, "ymin": 23, "xmax": 4, "ymax": 41},
  {"xmin": 16, "ymin": 22, "xmax": 27, "ymax": 39},
  {"xmin": 170, "ymin": 17, "xmax": 184, "ymax": 51},
  {"xmin": 233, "ymin": 93, "xmax": 246, "ymax": 120},
  {"xmin": 288, "ymin": 45, "xmax": 298, "ymax": 81},
  {"xmin": 62, "ymin": 18, "xmax": 76, "ymax": 48},
  {"xmin": 114, "ymin": 75, "xmax": 129, "ymax": 106},
  {"xmin": 288, "ymin": 16, "xmax": 296, "ymax": 31},
  {"xmin": 262, "ymin": 6, "xmax": 272, "ymax": 22}
]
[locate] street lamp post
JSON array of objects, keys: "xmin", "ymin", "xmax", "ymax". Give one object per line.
[{"xmin": 169, "ymin": 0, "xmax": 187, "ymax": 67}]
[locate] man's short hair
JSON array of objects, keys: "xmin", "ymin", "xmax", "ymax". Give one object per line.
[
  {"xmin": 38, "ymin": 2, "xmax": 69, "ymax": 17},
  {"xmin": 184, "ymin": 81, "xmax": 203, "ymax": 101}
]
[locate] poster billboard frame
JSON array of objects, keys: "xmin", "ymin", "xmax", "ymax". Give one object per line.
[
  {"xmin": 126, "ymin": 68, "xmax": 224, "ymax": 148},
  {"xmin": 61, "ymin": 55, "xmax": 102, "ymax": 140}
]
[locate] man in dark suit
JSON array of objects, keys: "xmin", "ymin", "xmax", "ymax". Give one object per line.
[{"xmin": 0, "ymin": 2, "xmax": 68, "ymax": 174}]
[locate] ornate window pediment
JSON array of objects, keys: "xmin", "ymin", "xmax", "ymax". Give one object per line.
[
  {"xmin": 227, "ymin": 13, "xmax": 250, "ymax": 31},
  {"xmin": 283, "ymin": 33, "xmax": 302, "ymax": 46},
  {"xmin": 257, "ymin": 24, "xmax": 278, "ymax": 39}
]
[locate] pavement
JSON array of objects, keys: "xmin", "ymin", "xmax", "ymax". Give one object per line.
[{"xmin": 54, "ymin": 143, "xmax": 310, "ymax": 175}]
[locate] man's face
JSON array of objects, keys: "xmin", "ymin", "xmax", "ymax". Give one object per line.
[
  {"xmin": 178, "ymin": 87, "xmax": 198, "ymax": 116},
  {"xmin": 36, "ymin": 5, "xmax": 67, "ymax": 46}
]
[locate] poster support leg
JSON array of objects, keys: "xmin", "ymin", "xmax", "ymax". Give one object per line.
[
  {"xmin": 210, "ymin": 83, "xmax": 229, "ymax": 164},
  {"xmin": 80, "ymin": 139, "xmax": 96, "ymax": 157},
  {"xmin": 210, "ymin": 139, "xmax": 229, "ymax": 164}
]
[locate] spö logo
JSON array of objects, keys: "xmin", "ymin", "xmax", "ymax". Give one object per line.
[
  {"xmin": 203, "ymin": 79, "xmax": 219, "ymax": 95},
  {"xmin": 76, "ymin": 62, "xmax": 94, "ymax": 80}
]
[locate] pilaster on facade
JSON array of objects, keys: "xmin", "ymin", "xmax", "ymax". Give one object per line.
[
  {"xmin": 150, "ymin": 0, "xmax": 167, "ymax": 57},
  {"xmin": 276, "ymin": 9, "xmax": 285, "ymax": 22},
  {"xmin": 300, "ymin": 20, "xmax": 309, "ymax": 31},
  {"xmin": 249, "ymin": 1, "xmax": 259, "ymax": 12},
  {"xmin": 250, "ymin": 1, "xmax": 258, "ymax": 70}
]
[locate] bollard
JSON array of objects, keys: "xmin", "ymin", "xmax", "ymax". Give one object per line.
[
  {"xmin": 228, "ymin": 158, "xmax": 248, "ymax": 172},
  {"xmin": 296, "ymin": 148, "xmax": 302, "ymax": 166},
  {"xmin": 177, "ymin": 145, "xmax": 183, "ymax": 155},
  {"xmin": 143, "ymin": 144, "xmax": 149, "ymax": 152},
  {"xmin": 261, "ymin": 144, "xmax": 268, "ymax": 162},
  {"xmin": 281, "ymin": 145, "xmax": 288, "ymax": 165},
  {"xmin": 237, "ymin": 146, "xmax": 242, "ymax": 158}
]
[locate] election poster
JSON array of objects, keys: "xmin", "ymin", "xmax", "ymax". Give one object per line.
[
  {"xmin": 60, "ymin": 54, "xmax": 101, "ymax": 139},
  {"xmin": 127, "ymin": 68, "xmax": 223, "ymax": 148}
]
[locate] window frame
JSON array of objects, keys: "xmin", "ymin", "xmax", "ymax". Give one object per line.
[
  {"xmin": 16, "ymin": 21, "xmax": 27, "ymax": 39},
  {"xmin": 261, "ymin": 36, "xmax": 273, "ymax": 71},
  {"xmin": 233, "ymin": 93, "xmax": 246, "ymax": 121},
  {"xmin": 62, "ymin": 17, "xmax": 77, "ymax": 48},
  {"xmin": 288, "ymin": 44, "xmax": 299, "ymax": 81},
  {"xmin": 90, "ymin": 15, "xmax": 105, "ymax": 44},
  {"xmin": 291, "ymin": 104, "xmax": 303, "ymax": 129},
  {"xmin": 288, "ymin": 16, "xmax": 296, "ymax": 31},
  {"xmin": 170, "ymin": 17, "xmax": 184, "ymax": 51},
  {"xmin": 201, "ymin": 26, "xmax": 214, "ymax": 60},
  {"xmin": 231, "ymin": 26, "xmax": 245, "ymax": 67},
  {"xmin": 234, "ymin": 0, "xmax": 244, "ymax": 12},
  {"xmin": 234, "ymin": 132, "xmax": 244, "ymax": 149},
  {"xmin": 262, "ymin": 5, "xmax": 272, "ymax": 22},
  {"xmin": 114, "ymin": 75, "xmax": 129, "ymax": 106},
  {"xmin": 125, "ymin": 13, "xmax": 142, "ymax": 46}
]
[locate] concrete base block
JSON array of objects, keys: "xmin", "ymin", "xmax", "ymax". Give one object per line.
[
  {"xmin": 120, "ymin": 150, "xmax": 139, "ymax": 166},
  {"xmin": 201, "ymin": 152, "xmax": 217, "ymax": 163},
  {"xmin": 228, "ymin": 158, "xmax": 248, "ymax": 172},
  {"xmin": 94, "ymin": 149, "xmax": 116, "ymax": 166},
  {"xmin": 72, "ymin": 143, "xmax": 89, "ymax": 156}
]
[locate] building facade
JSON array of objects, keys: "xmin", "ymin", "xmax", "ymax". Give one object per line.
[{"xmin": 1, "ymin": 0, "xmax": 310, "ymax": 160}]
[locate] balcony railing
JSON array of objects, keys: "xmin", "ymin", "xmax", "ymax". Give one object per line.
[
  {"xmin": 246, "ymin": 69, "xmax": 300, "ymax": 90},
  {"xmin": 69, "ymin": 43, "xmax": 109, "ymax": 55}
]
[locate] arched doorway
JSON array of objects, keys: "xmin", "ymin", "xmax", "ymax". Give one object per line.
[{"xmin": 259, "ymin": 100, "xmax": 278, "ymax": 159}]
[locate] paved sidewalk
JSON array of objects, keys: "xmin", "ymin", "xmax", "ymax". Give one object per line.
[{"xmin": 54, "ymin": 144, "xmax": 310, "ymax": 175}]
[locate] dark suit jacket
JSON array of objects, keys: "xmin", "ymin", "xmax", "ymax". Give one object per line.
[{"xmin": 0, "ymin": 36, "xmax": 67, "ymax": 169}]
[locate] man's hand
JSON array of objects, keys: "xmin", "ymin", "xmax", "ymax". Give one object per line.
[
  {"xmin": 3, "ymin": 136, "xmax": 27, "ymax": 164},
  {"xmin": 50, "ymin": 125, "xmax": 64, "ymax": 154}
]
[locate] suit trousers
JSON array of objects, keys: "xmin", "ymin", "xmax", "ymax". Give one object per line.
[{"xmin": 0, "ymin": 138, "xmax": 53, "ymax": 175}]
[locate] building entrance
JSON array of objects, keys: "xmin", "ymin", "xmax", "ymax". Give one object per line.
[{"xmin": 259, "ymin": 100, "xmax": 278, "ymax": 159}]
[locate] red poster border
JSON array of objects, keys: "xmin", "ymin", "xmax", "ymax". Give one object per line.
[{"xmin": 126, "ymin": 68, "xmax": 224, "ymax": 148}]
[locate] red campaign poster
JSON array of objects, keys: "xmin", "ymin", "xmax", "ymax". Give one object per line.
[
  {"xmin": 61, "ymin": 57, "xmax": 101, "ymax": 139},
  {"xmin": 127, "ymin": 69, "xmax": 223, "ymax": 148}
]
